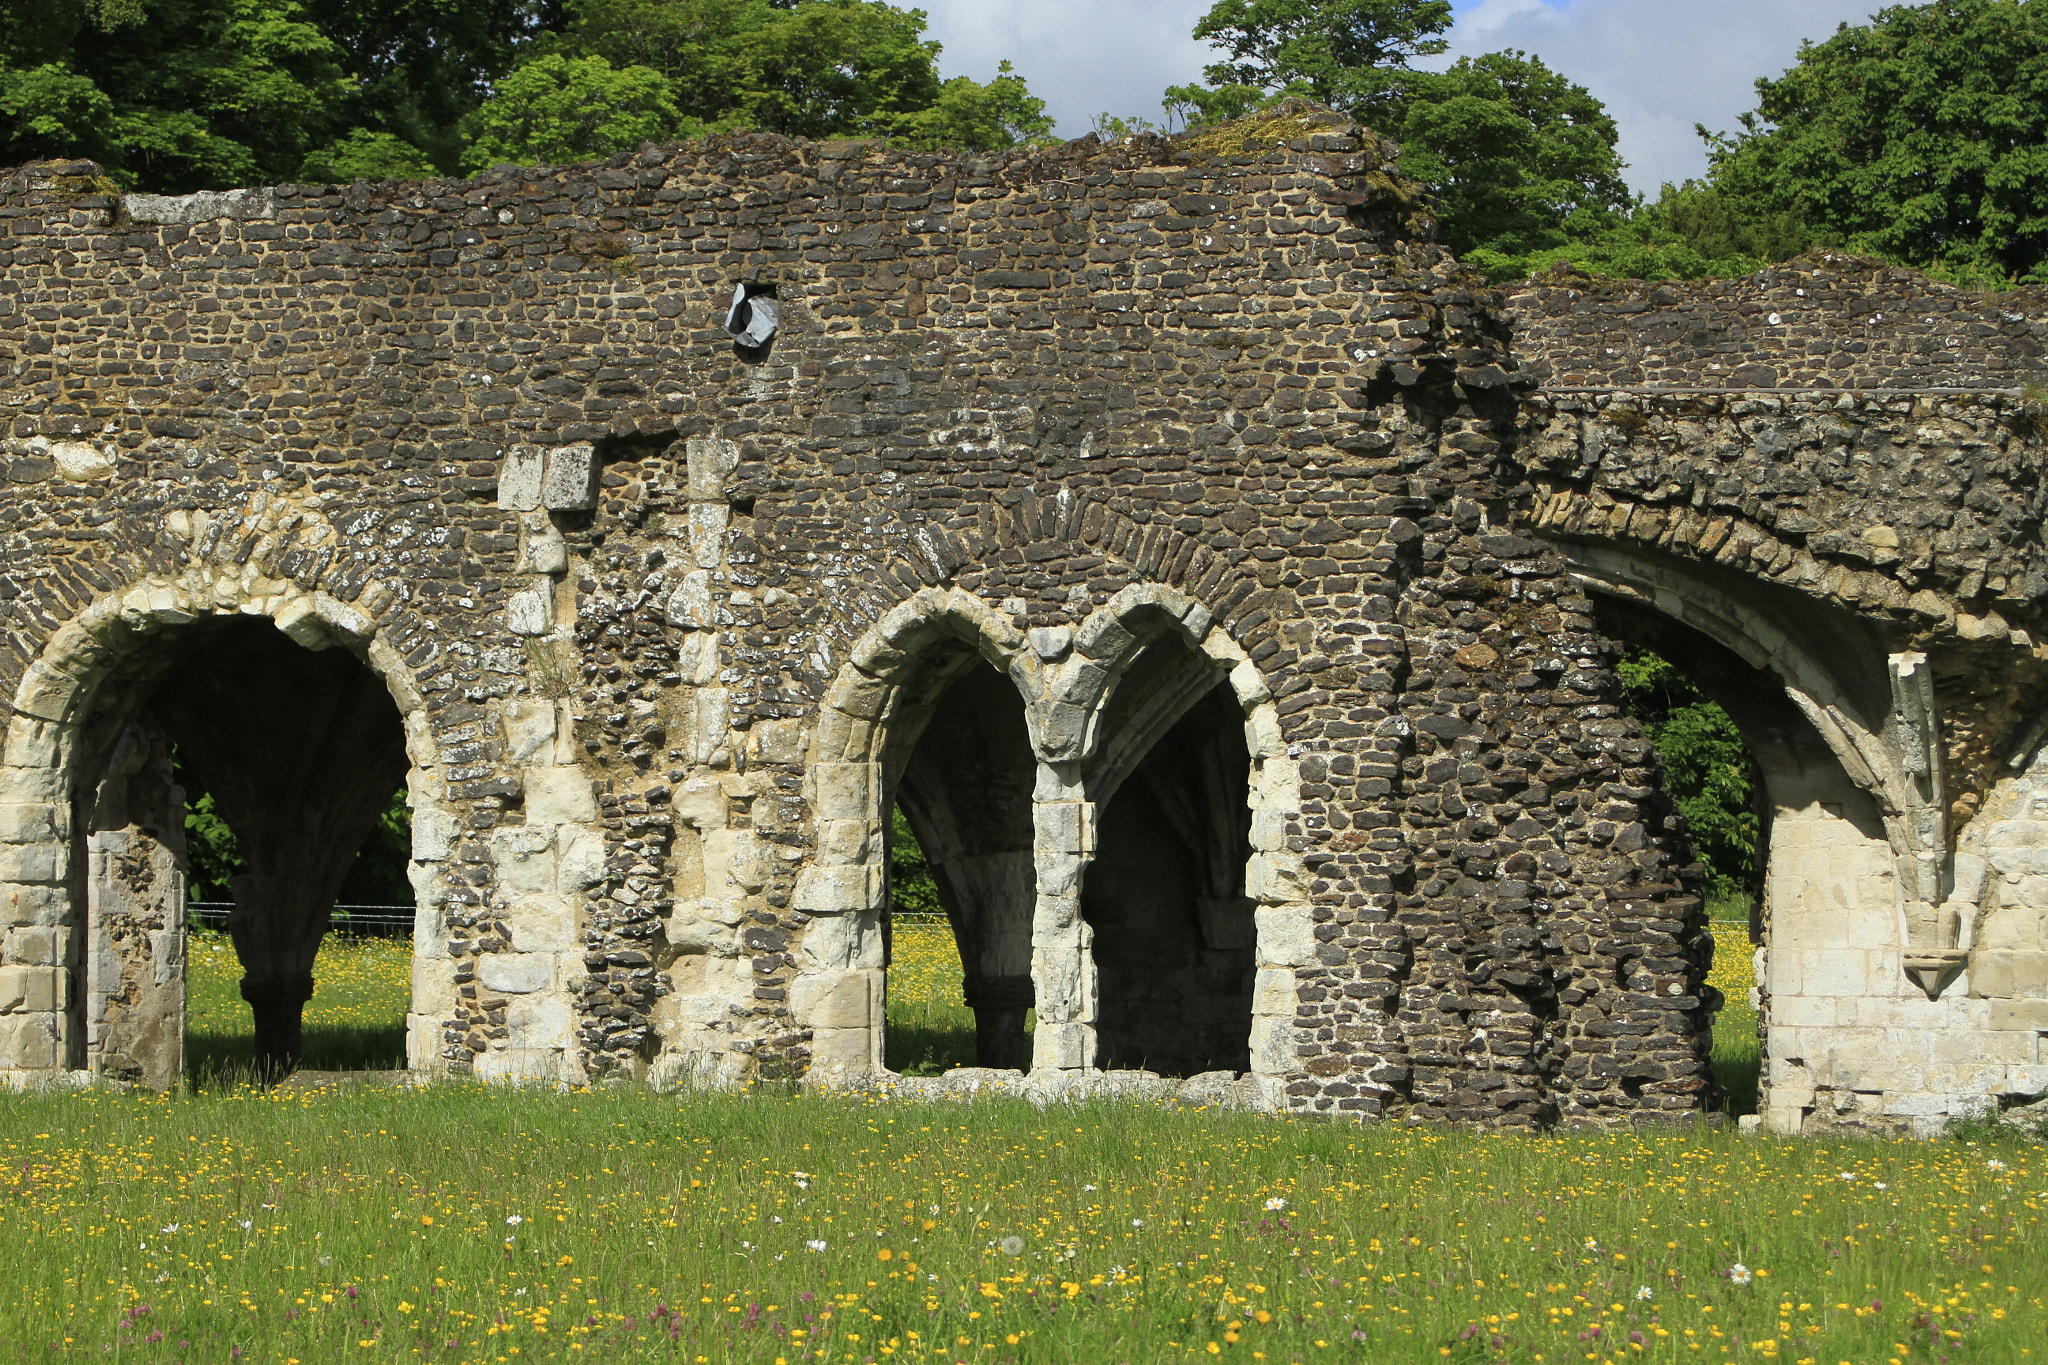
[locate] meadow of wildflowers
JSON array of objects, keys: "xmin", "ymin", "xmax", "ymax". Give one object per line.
[{"xmin": 85, "ymin": 915, "xmax": 2037, "ymax": 1364}]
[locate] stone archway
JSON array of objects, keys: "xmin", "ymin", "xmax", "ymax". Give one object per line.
[
  {"xmin": 1556, "ymin": 539, "xmax": 1976, "ymax": 1133},
  {"xmin": 0, "ymin": 580, "xmax": 449, "ymax": 1087},
  {"xmin": 795, "ymin": 579, "xmax": 1310, "ymax": 1103}
]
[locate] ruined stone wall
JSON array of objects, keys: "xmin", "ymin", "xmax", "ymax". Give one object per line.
[
  {"xmin": 1509, "ymin": 256, "xmax": 2048, "ymax": 391},
  {"xmin": 0, "ymin": 106, "xmax": 2040, "ymax": 1129}
]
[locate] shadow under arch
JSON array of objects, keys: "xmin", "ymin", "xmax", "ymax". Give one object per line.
[
  {"xmin": 1554, "ymin": 539, "xmax": 1935, "ymax": 1131},
  {"xmin": 0, "ymin": 583, "xmax": 447, "ymax": 1087}
]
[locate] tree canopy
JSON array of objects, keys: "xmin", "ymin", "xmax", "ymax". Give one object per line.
[
  {"xmin": 1161, "ymin": 2, "xmax": 1633, "ymax": 266},
  {"xmin": 0, "ymin": 0, "xmax": 1051, "ymax": 191}
]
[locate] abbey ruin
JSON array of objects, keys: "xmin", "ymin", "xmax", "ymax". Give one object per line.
[{"xmin": 2, "ymin": 105, "xmax": 2045, "ymax": 1134}]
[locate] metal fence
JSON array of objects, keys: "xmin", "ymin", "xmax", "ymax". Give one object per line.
[{"xmin": 187, "ymin": 903, "xmax": 414, "ymax": 939}]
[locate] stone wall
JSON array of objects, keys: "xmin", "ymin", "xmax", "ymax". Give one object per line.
[
  {"xmin": 1509, "ymin": 257, "xmax": 2048, "ymax": 391},
  {"xmin": 0, "ymin": 106, "xmax": 2040, "ymax": 1130}
]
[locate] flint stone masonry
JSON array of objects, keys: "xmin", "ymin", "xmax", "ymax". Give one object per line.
[{"xmin": 1, "ymin": 103, "xmax": 2047, "ymax": 1129}]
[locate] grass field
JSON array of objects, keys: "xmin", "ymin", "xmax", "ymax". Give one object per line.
[{"xmin": 10, "ymin": 915, "xmax": 2021, "ymax": 1363}]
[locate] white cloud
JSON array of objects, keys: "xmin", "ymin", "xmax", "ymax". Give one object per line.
[
  {"xmin": 1437, "ymin": 0, "xmax": 1891, "ymax": 194},
  {"xmin": 915, "ymin": 0, "xmax": 1890, "ymax": 195}
]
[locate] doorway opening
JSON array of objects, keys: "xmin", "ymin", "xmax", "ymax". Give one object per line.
[
  {"xmin": 73, "ymin": 616, "xmax": 413, "ymax": 1085},
  {"xmin": 883, "ymin": 657, "xmax": 1037, "ymax": 1075},
  {"xmin": 1083, "ymin": 635, "xmax": 1255, "ymax": 1076}
]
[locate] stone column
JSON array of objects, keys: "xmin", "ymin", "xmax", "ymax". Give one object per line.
[
  {"xmin": 82, "ymin": 721, "xmax": 186, "ymax": 1089},
  {"xmin": 1031, "ymin": 767, "xmax": 1096, "ymax": 1071}
]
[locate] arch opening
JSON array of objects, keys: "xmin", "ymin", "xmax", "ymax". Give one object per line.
[
  {"xmin": 883, "ymin": 651, "xmax": 1037, "ymax": 1073},
  {"xmin": 1081, "ymin": 634, "xmax": 1255, "ymax": 1077},
  {"xmin": 66, "ymin": 615, "xmax": 413, "ymax": 1083},
  {"xmin": 1589, "ymin": 590, "xmax": 1898, "ymax": 1125}
]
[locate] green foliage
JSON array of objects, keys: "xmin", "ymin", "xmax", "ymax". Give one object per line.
[
  {"xmin": 888, "ymin": 803, "xmax": 942, "ymax": 919},
  {"xmin": 463, "ymin": 50, "xmax": 678, "ymax": 169},
  {"xmin": 1378, "ymin": 50, "xmax": 1631, "ymax": 260},
  {"xmin": 1615, "ymin": 648, "xmax": 1760, "ymax": 899},
  {"xmin": 1702, "ymin": 0, "xmax": 2048, "ymax": 285},
  {"xmin": 1164, "ymin": 0, "xmax": 1452, "ymax": 128},
  {"xmin": 298, "ymin": 125, "xmax": 436, "ymax": 179},
  {"xmin": 0, "ymin": 0, "xmax": 1045, "ymax": 189},
  {"xmin": 182, "ymin": 790, "xmax": 246, "ymax": 903}
]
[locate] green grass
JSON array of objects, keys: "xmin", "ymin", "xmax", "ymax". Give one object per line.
[
  {"xmin": 0, "ymin": 1082, "xmax": 2040, "ymax": 1363},
  {"xmin": 185, "ymin": 930, "xmax": 410, "ymax": 1082}
]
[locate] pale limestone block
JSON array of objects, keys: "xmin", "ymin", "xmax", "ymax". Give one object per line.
[
  {"xmin": 0, "ymin": 965, "xmax": 63, "ymax": 1013},
  {"xmin": 3, "ymin": 927, "xmax": 65, "ymax": 966},
  {"xmin": 687, "ymin": 689, "xmax": 732, "ymax": 767},
  {"xmin": 489, "ymin": 826, "xmax": 558, "ymax": 898},
  {"xmin": 1255, "ymin": 903, "xmax": 1316, "ymax": 966},
  {"xmin": 1882, "ymin": 1091, "xmax": 1953, "ymax": 1117},
  {"xmin": 665, "ymin": 907, "xmax": 736, "ymax": 955},
  {"xmin": 810, "ymin": 763, "xmax": 880, "ymax": 823},
  {"xmin": 477, "ymin": 953, "xmax": 553, "ymax": 995},
  {"xmin": 13, "ymin": 661, "xmax": 80, "ymax": 723},
  {"xmin": 1770, "ymin": 995, "xmax": 1839, "ymax": 1027},
  {"xmin": 689, "ymin": 502, "xmax": 730, "ymax": 570},
  {"xmin": 752, "ymin": 719, "xmax": 805, "ymax": 766},
  {"xmin": 813, "ymin": 820, "xmax": 876, "ymax": 867},
  {"xmin": 685, "ymin": 436, "xmax": 739, "ymax": 502},
  {"xmin": 506, "ymin": 585, "xmax": 552, "ymax": 636},
  {"xmin": 1032, "ymin": 945, "xmax": 1085, "ymax": 1020},
  {"xmin": 791, "ymin": 969, "xmax": 875, "ymax": 1029},
  {"xmin": 797, "ymin": 911, "xmax": 879, "ymax": 970},
  {"xmin": 504, "ymin": 897, "xmax": 577, "ymax": 953},
  {"xmin": 506, "ymin": 994, "xmax": 574, "ymax": 1050},
  {"xmin": 500, "ymin": 700, "xmax": 561, "ymax": 768},
  {"xmin": 1246, "ymin": 853, "xmax": 1309, "ymax": 905},
  {"xmin": 541, "ymin": 443, "xmax": 598, "ymax": 511},
  {"xmin": 1034, "ymin": 850, "xmax": 1082, "ymax": 898},
  {"xmin": 666, "ymin": 570, "xmax": 716, "ymax": 628},
  {"xmin": 1253, "ymin": 966, "xmax": 1297, "ymax": 1016},
  {"xmin": 1031, "ymin": 1020, "xmax": 1092, "ymax": 1070},
  {"xmin": 0, "ymin": 884, "xmax": 67, "ymax": 928},
  {"xmin": 410, "ymin": 956, "xmax": 457, "ymax": 1016},
  {"xmin": 411, "ymin": 809, "xmax": 459, "ymax": 862},
  {"xmin": 517, "ymin": 511, "xmax": 568, "ymax": 575},
  {"xmin": 703, "ymin": 828, "xmax": 765, "ymax": 897},
  {"xmin": 808, "ymin": 1027, "xmax": 874, "ymax": 1077},
  {"xmin": 49, "ymin": 441, "xmax": 112, "ymax": 481},
  {"xmin": 0, "ymin": 1014, "xmax": 59, "ymax": 1069},
  {"xmin": 1244, "ymin": 707, "xmax": 1283, "ymax": 758},
  {"xmin": 0, "ymin": 844, "xmax": 63, "ymax": 885},
  {"xmin": 149, "ymin": 930, "xmax": 182, "ymax": 987},
  {"xmin": 556, "ymin": 826, "xmax": 606, "ymax": 893},
  {"xmin": 524, "ymin": 767, "xmax": 598, "ymax": 823},
  {"xmin": 1247, "ymin": 1013, "xmax": 1297, "ymax": 1074},
  {"xmin": 673, "ymin": 776, "xmax": 728, "ymax": 832},
  {"xmin": 498, "ymin": 446, "xmax": 545, "ymax": 511},
  {"xmin": 677, "ymin": 630, "xmax": 720, "ymax": 685},
  {"xmin": 1972, "ymin": 952, "xmax": 2015, "ymax": 998},
  {"xmin": 1990, "ymin": 999, "xmax": 2048, "ymax": 1029},
  {"xmin": 1031, "ymin": 701, "xmax": 1089, "ymax": 760},
  {"xmin": 474, "ymin": 1047, "xmax": 567, "ymax": 1085},
  {"xmin": 1249, "ymin": 807, "xmax": 1289, "ymax": 854},
  {"xmin": 0, "ymin": 805, "xmax": 59, "ymax": 845},
  {"xmin": 1799, "ymin": 949, "xmax": 1870, "ymax": 997},
  {"xmin": 0, "ymin": 767, "xmax": 61, "ymax": 806},
  {"xmin": 1035, "ymin": 801, "xmax": 1095, "ymax": 855},
  {"xmin": 1033, "ymin": 893, "xmax": 1081, "ymax": 933}
]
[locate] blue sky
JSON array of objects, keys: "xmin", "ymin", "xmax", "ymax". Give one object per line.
[{"xmin": 915, "ymin": 0, "xmax": 1889, "ymax": 196}]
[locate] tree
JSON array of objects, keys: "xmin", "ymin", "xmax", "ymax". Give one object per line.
[
  {"xmin": 1703, "ymin": 0, "xmax": 2048, "ymax": 285},
  {"xmin": 519, "ymin": 0, "xmax": 1052, "ymax": 154},
  {"xmin": 463, "ymin": 51, "xmax": 679, "ymax": 168},
  {"xmin": 0, "ymin": 0, "xmax": 361, "ymax": 191},
  {"xmin": 1380, "ymin": 50, "xmax": 1630, "ymax": 260},
  {"xmin": 1615, "ymin": 648, "xmax": 1759, "ymax": 902},
  {"xmin": 1164, "ymin": 0, "xmax": 1452, "ymax": 126}
]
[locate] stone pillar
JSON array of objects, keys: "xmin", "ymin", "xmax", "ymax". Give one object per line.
[
  {"xmin": 81, "ymin": 721, "xmax": 186, "ymax": 1089},
  {"xmin": 1031, "ymin": 768, "xmax": 1096, "ymax": 1071}
]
